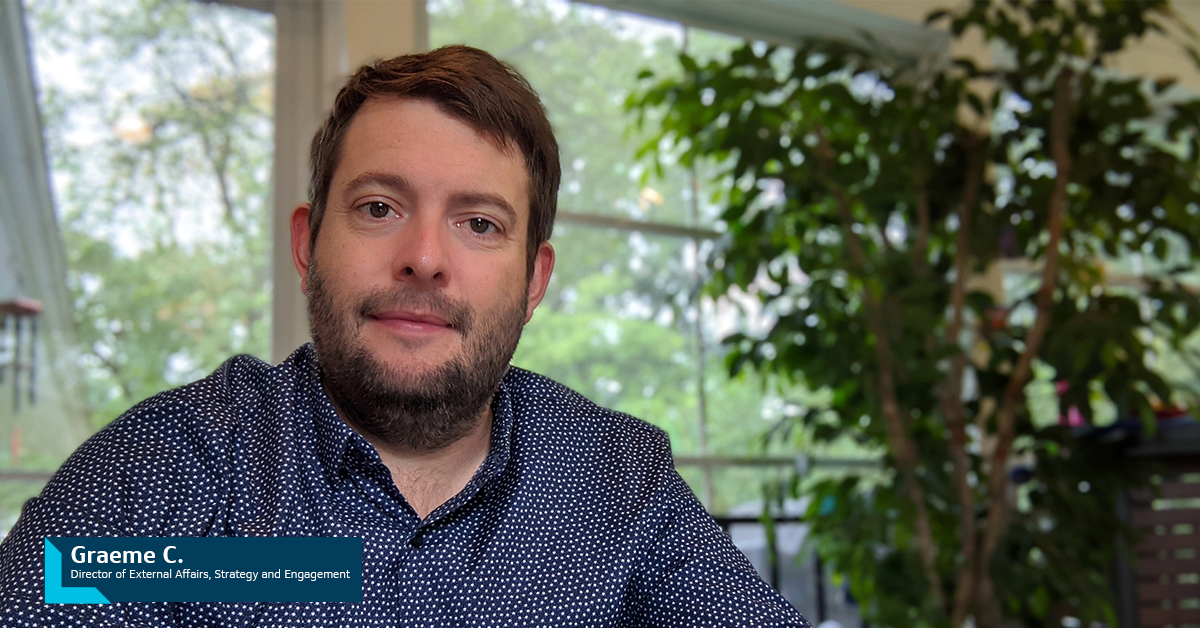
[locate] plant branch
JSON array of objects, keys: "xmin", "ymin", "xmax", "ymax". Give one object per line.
[
  {"xmin": 977, "ymin": 66, "xmax": 1075, "ymax": 616},
  {"xmin": 944, "ymin": 134, "xmax": 984, "ymax": 627},
  {"xmin": 812, "ymin": 123, "xmax": 947, "ymax": 614},
  {"xmin": 91, "ymin": 341, "xmax": 134, "ymax": 401},
  {"xmin": 912, "ymin": 161, "xmax": 931, "ymax": 276},
  {"xmin": 167, "ymin": 81, "xmax": 243, "ymax": 233}
]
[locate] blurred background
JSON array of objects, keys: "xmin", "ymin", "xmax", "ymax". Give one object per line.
[{"xmin": 2, "ymin": 0, "xmax": 1198, "ymax": 626}]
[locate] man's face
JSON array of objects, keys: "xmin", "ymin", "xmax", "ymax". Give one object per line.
[{"xmin": 291, "ymin": 97, "xmax": 554, "ymax": 451}]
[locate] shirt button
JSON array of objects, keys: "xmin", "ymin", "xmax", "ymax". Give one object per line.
[{"xmin": 409, "ymin": 531, "xmax": 424, "ymax": 548}]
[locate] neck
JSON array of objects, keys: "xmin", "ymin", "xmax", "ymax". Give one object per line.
[{"xmin": 335, "ymin": 400, "xmax": 494, "ymax": 520}]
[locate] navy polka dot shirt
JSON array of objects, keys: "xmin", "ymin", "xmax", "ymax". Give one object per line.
[{"xmin": 0, "ymin": 345, "xmax": 810, "ymax": 626}]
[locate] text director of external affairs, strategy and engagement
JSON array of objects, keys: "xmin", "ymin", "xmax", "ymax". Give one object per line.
[{"xmin": 0, "ymin": 45, "xmax": 812, "ymax": 627}]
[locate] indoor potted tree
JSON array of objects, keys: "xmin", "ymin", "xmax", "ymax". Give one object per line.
[{"xmin": 630, "ymin": 1, "xmax": 1200, "ymax": 625}]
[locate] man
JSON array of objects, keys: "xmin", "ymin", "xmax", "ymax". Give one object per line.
[{"xmin": 0, "ymin": 46, "xmax": 810, "ymax": 627}]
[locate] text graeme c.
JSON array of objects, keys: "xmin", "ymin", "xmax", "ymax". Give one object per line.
[{"xmin": 46, "ymin": 537, "xmax": 362, "ymax": 603}]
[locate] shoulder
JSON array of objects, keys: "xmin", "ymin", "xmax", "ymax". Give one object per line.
[
  {"xmin": 74, "ymin": 353, "xmax": 276, "ymax": 458},
  {"xmin": 501, "ymin": 367, "xmax": 673, "ymax": 468},
  {"xmin": 37, "ymin": 353, "xmax": 289, "ymax": 533}
]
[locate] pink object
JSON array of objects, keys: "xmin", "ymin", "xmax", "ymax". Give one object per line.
[{"xmin": 1055, "ymin": 381, "xmax": 1084, "ymax": 426}]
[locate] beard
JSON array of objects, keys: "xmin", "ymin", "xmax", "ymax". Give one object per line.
[{"xmin": 306, "ymin": 256, "xmax": 528, "ymax": 451}]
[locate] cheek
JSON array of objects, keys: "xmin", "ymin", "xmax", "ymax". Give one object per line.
[
  {"xmin": 473, "ymin": 256, "xmax": 527, "ymax": 296},
  {"xmin": 316, "ymin": 243, "xmax": 385, "ymax": 288}
]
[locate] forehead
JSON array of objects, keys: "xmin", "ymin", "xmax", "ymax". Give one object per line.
[{"xmin": 332, "ymin": 98, "xmax": 530, "ymax": 212}]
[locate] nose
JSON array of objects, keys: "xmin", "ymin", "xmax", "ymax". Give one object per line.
[{"xmin": 392, "ymin": 211, "xmax": 449, "ymax": 287}]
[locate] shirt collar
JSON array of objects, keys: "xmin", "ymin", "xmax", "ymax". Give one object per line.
[
  {"xmin": 289, "ymin": 344, "xmax": 358, "ymax": 484},
  {"xmin": 294, "ymin": 344, "xmax": 515, "ymax": 497}
]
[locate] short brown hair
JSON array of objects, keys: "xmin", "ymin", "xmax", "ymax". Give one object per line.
[{"xmin": 307, "ymin": 45, "xmax": 560, "ymax": 275}]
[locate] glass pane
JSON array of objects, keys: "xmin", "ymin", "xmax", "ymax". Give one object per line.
[
  {"xmin": 430, "ymin": 0, "xmax": 740, "ymax": 227},
  {"xmin": 8, "ymin": 0, "xmax": 276, "ymax": 532},
  {"xmin": 514, "ymin": 225, "xmax": 702, "ymax": 449},
  {"xmin": 27, "ymin": 0, "xmax": 276, "ymax": 427}
]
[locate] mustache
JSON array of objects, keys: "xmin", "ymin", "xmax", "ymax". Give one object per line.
[{"xmin": 356, "ymin": 287, "xmax": 473, "ymax": 334}]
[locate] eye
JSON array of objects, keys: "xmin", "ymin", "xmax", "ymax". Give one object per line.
[
  {"xmin": 464, "ymin": 217, "xmax": 496, "ymax": 235},
  {"xmin": 359, "ymin": 201, "xmax": 395, "ymax": 219}
]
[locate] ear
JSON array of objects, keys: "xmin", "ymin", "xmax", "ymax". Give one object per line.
[
  {"xmin": 290, "ymin": 204, "xmax": 314, "ymax": 294},
  {"xmin": 524, "ymin": 241, "xmax": 555, "ymax": 322}
]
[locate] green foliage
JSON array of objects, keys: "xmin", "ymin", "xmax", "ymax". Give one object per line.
[
  {"xmin": 631, "ymin": 0, "xmax": 1200, "ymax": 625},
  {"xmin": 28, "ymin": 0, "xmax": 274, "ymax": 427}
]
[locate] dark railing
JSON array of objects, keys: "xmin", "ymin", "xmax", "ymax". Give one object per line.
[
  {"xmin": 712, "ymin": 515, "xmax": 812, "ymax": 607},
  {"xmin": 0, "ymin": 470, "xmax": 54, "ymax": 483},
  {"xmin": 712, "ymin": 514, "xmax": 865, "ymax": 628},
  {"xmin": 679, "ymin": 455, "xmax": 877, "ymax": 628}
]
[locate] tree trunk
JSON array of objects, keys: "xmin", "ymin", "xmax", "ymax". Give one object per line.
[{"xmin": 973, "ymin": 66, "xmax": 1075, "ymax": 626}]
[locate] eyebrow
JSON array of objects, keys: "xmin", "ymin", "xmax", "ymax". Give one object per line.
[
  {"xmin": 341, "ymin": 171, "xmax": 519, "ymax": 224},
  {"xmin": 341, "ymin": 172, "xmax": 413, "ymax": 201}
]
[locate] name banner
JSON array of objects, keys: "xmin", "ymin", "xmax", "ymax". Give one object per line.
[{"xmin": 45, "ymin": 537, "xmax": 362, "ymax": 604}]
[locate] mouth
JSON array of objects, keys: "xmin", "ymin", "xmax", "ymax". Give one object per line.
[
  {"xmin": 366, "ymin": 309, "xmax": 460, "ymax": 335},
  {"xmin": 356, "ymin": 289, "xmax": 472, "ymax": 337},
  {"xmin": 371, "ymin": 310, "xmax": 451, "ymax": 325}
]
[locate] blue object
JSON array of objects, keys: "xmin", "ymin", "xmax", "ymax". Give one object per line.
[{"xmin": 45, "ymin": 537, "xmax": 361, "ymax": 603}]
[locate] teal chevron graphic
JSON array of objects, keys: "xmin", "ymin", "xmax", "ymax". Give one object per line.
[{"xmin": 44, "ymin": 539, "xmax": 111, "ymax": 604}]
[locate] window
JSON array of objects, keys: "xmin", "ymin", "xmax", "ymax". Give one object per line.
[
  {"xmin": 4, "ymin": 0, "xmax": 275, "ymax": 530},
  {"xmin": 431, "ymin": 0, "xmax": 798, "ymax": 515}
]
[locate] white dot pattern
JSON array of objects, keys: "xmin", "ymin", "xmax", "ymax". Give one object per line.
[{"xmin": 0, "ymin": 344, "xmax": 811, "ymax": 627}]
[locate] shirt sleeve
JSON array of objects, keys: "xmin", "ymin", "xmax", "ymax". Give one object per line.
[
  {"xmin": 0, "ymin": 394, "xmax": 229, "ymax": 628},
  {"xmin": 623, "ymin": 456, "xmax": 813, "ymax": 627},
  {"xmin": 0, "ymin": 497, "xmax": 175, "ymax": 627}
]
